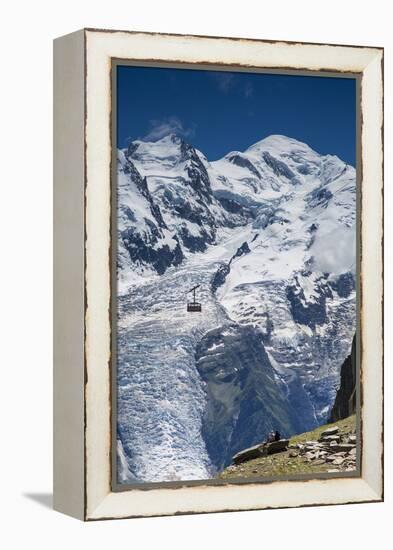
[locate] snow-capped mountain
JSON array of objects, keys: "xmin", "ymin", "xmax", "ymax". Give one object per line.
[
  {"xmin": 116, "ymin": 133, "xmax": 356, "ymax": 482},
  {"xmin": 211, "ymin": 135, "xmax": 356, "ymax": 419},
  {"xmin": 117, "ymin": 150, "xmax": 184, "ymax": 285}
]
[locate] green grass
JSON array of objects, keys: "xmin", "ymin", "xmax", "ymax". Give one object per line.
[{"xmin": 219, "ymin": 415, "xmax": 356, "ymax": 480}]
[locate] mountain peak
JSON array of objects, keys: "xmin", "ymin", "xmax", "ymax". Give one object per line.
[
  {"xmin": 125, "ymin": 133, "xmax": 189, "ymax": 166},
  {"xmin": 246, "ymin": 134, "xmax": 316, "ymax": 156},
  {"xmin": 155, "ymin": 132, "xmax": 183, "ymax": 144},
  {"xmin": 140, "ymin": 132, "xmax": 185, "ymax": 146}
]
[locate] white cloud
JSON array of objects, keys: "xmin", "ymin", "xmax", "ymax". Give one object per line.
[
  {"xmin": 210, "ymin": 72, "xmax": 236, "ymax": 93},
  {"xmin": 244, "ymin": 81, "xmax": 254, "ymax": 98},
  {"xmin": 310, "ymin": 226, "xmax": 356, "ymax": 275},
  {"xmin": 210, "ymin": 72, "xmax": 254, "ymax": 99},
  {"xmin": 142, "ymin": 116, "xmax": 195, "ymax": 141}
]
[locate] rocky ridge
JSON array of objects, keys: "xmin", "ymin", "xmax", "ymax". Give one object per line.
[
  {"xmin": 288, "ymin": 424, "xmax": 357, "ymax": 472},
  {"xmin": 220, "ymin": 414, "xmax": 357, "ymax": 479},
  {"xmin": 329, "ymin": 335, "xmax": 357, "ymax": 422}
]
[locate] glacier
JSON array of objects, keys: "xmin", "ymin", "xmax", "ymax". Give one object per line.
[{"xmin": 115, "ymin": 133, "xmax": 356, "ymax": 483}]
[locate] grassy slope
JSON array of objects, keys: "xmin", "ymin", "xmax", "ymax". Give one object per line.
[{"xmin": 219, "ymin": 414, "xmax": 356, "ymax": 480}]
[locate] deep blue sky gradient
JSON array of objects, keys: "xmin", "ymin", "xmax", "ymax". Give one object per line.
[{"xmin": 117, "ymin": 65, "xmax": 357, "ymax": 166}]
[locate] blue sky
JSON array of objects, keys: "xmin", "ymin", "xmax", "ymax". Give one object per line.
[{"xmin": 117, "ymin": 65, "xmax": 357, "ymax": 166}]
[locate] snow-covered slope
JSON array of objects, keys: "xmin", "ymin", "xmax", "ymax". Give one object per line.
[
  {"xmin": 116, "ymin": 133, "xmax": 356, "ymax": 482},
  {"xmin": 123, "ymin": 134, "xmax": 243, "ymax": 256},
  {"xmin": 117, "ymin": 150, "xmax": 183, "ymax": 290},
  {"xmin": 212, "ymin": 135, "xmax": 356, "ymax": 419}
]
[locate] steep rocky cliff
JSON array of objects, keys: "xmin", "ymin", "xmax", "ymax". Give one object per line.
[{"xmin": 329, "ymin": 335, "xmax": 356, "ymax": 422}]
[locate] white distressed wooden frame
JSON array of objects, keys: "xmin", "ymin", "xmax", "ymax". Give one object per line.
[{"xmin": 53, "ymin": 28, "xmax": 383, "ymax": 521}]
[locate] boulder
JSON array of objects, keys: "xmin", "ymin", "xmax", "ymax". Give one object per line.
[
  {"xmin": 232, "ymin": 443, "xmax": 264, "ymax": 464},
  {"xmin": 232, "ymin": 439, "xmax": 289, "ymax": 464},
  {"xmin": 321, "ymin": 426, "xmax": 339, "ymax": 437},
  {"xmin": 262, "ymin": 439, "xmax": 289, "ymax": 456},
  {"xmin": 335, "ymin": 444, "xmax": 356, "ymax": 452},
  {"xmin": 319, "ymin": 435, "xmax": 340, "ymax": 443}
]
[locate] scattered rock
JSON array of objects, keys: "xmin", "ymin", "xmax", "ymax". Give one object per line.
[
  {"xmin": 227, "ymin": 422, "xmax": 357, "ymax": 478},
  {"xmin": 319, "ymin": 435, "xmax": 340, "ymax": 443},
  {"xmin": 326, "ymin": 455, "xmax": 338, "ymax": 462},
  {"xmin": 321, "ymin": 426, "xmax": 339, "ymax": 437},
  {"xmin": 335, "ymin": 444, "xmax": 356, "ymax": 452}
]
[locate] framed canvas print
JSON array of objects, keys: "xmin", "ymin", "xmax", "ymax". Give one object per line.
[{"xmin": 53, "ymin": 29, "xmax": 384, "ymax": 520}]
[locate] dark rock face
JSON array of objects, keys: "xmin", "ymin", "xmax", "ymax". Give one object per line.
[
  {"xmin": 262, "ymin": 151, "xmax": 297, "ymax": 181},
  {"xmin": 329, "ymin": 335, "xmax": 356, "ymax": 422},
  {"xmin": 118, "ymin": 155, "xmax": 184, "ymax": 275},
  {"xmin": 252, "ymin": 204, "xmax": 290, "ymax": 230},
  {"xmin": 169, "ymin": 195, "xmax": 217, "ymax": 253},
  {"xmin": 195, "ymin": 323, "xmax": 314, "ymax": 471},
  {"xmin": 211, "ymin": 263, "xmax": 231, "ymax": 294},
  {"xmin": 227, "ymin": 152, "xmax": 262, "ymax": 178},
  {"xmin": 121, "ymin": 223, "xmax": 183, "ymax": 276},
  {"xmin": 307, "ymin": 186, "xmax": 333, "ymax": 209},
  {"xmin": 180, "ymin": 141, "xmax": 214, "ymax": 203},
  {"xmin": 233, "ymin": 241, "xmax": 251, "ymax": 258},
  {"xmin": 124, "ymin": 136, "xmax": 238, "ymax": 256},
  {"xmin": 286, "ymin": 272, "xmax": 333, "ymax": 329},
  {"xmin": 211, "ymin": 241, "xmax": 250, "ymax": 293},
  {"xmin": 216, "ymin": 195, "xmax": 254, "ymax": 221},
  {"xmin": 330, "ymin": 272, "xmax": 355, "ymax": 298}
]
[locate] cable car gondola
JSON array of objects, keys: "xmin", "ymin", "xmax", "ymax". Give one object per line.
[{"xmin": 187, "ymin": 285, "xmax": 202, "ymax": 313}]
